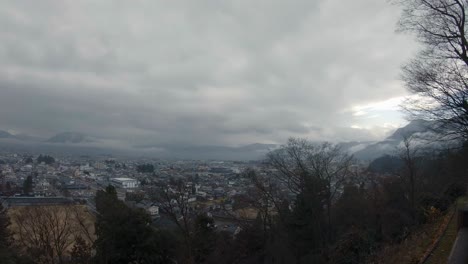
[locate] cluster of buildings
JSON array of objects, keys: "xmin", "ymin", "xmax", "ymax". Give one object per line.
[{"xmin": 0, "ymin": 152, "xmax": 266, "ymax": 233}]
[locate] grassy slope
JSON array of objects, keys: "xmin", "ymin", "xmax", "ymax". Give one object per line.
[
  {"xmin": 424, "ymin": 213, "xmax": 457, "ymax": 264},
  {"xmin": 370, "ymin": 205, "xmax": 460, "ymax": 263},
  {"xmin": 371, "ymin": 215, "xmax": 450, "ymax": 264},
  {"xmin": 425, "ymin": 197, "xmax": 468, "ymax": 264},
  {"xmin": 371, "ymin": 197, "xmax": 467, "ymax": 264}
]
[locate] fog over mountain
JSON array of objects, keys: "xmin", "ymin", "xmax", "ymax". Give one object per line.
[
  {"xmin": 0, "ymin": 120, "xmax": 455, "ymax": 160},
  {"xmin": 0, "ymin": 130, "xmax": 14, "ymax": 139},
  {"xmin": 348, "ymin": 120, "xmax": 459, "ymax": 160},
  {"xmin": 46, "ymin": 132, "xmax": 94, "ymax": 144}
]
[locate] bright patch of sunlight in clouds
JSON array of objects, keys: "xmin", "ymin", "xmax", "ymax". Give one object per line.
[{"xmin": 351, "ymin": 96, "xmax": 406, "ymax": 116}]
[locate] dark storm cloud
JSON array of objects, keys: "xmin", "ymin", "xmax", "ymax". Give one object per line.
[{"xmin": 0, "ymin": 0, "xmax": 416, "ymax": 147}]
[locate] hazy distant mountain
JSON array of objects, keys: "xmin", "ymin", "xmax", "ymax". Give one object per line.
[
  {"xmin": 368, "ymin": 155, "xmax": 404, "ymax": 174},
  {"xmin": 13, "ymin": 133, "xmax": 42, "ymax": 141},
  {"xmin": 351, "ymin": 140, "xmax": 398, "ymax": 160},
  {"xmin": 0, "ymin": 120, "xmax": 457, "ymax": 161},
  {"xmin": 46, "ymin": 132, "xmax": 93, "ymax": 144},
  {"xmin": 0, "ymin": 130, "xmax": 39, "ymax": 141},
  {"xmin": 0, "ymin": 130, "xmax": 14, "ymax": 138},
  {"xmin": 135, "ymin": 143, "xmax": 279, "ymax": 160},
  {"xmin": 351, "ymin": 119, "xmax": 454, "ymax": 160},
  {"xmin": 387, "ymin": 119, "xmax": 434, "ymax": 140},
  {"xmin": 237, "ymin": 143, "xmax": 279, "ymax": 152},
  {"xmin": 338, "ymin": 141, "xmax": 374, "ymax": 154}
]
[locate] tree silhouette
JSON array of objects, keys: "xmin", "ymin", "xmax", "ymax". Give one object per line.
[
  {"xmin": 22, "ymin": 176, "xmax": 33, "ymax": 194},
  {"xmin": 0, "ymin": 203, "xmax": 14, "ymax": 263},
  {"xmin": 94, "ymin": 185, "xmax": 174, "ymax": 263},
  {"xmin": 398, "ymin": 0, "xmax": 468, "ymax": 139}
]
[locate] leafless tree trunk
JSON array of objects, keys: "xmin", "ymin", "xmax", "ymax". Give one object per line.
[
  {"xmin": 400, "ymin": 136, "xmax": 419, "ymax": 222},
  {"xmin": 70, "ymin": 205, "xmax": 95, "ymax": 245},
  {"xmin": 151, "ymin": 180, "xmax": 195, "ymax": 264},
  {"xmin": 307, "ymin": 142, "xmax": 353, "ymax": 240}
]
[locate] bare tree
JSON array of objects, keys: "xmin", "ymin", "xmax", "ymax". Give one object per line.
[
  {"xmin": 399, "ymin": 136, "xmax": 420, "ymax": 222},
  {"xmin": 266, "ymin": 138, "xmax": 353, "ymax": 239},
  {"xmin": 397, "ymin": 0, "xmax": 468, "ymax": 139},
  {"xmin": 307, "ymin": 142, "xmax": 354, "ymax": 234},
  {"xmin": 150, "ymin": 180, "xmax": 195, "ymax": 264},
  {"xmin": 10, "ymin": 205, "xmax": 94, "ymax": 264},
  {"xmin": 70, "ymin": 205, "xmax": 95, "ymax": 245},
  {"xmin": 246, "ymin": 168, "xmax": 287, "ymax": 237}
]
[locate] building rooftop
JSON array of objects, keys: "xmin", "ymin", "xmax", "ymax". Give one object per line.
[{"xmin": 111, "ymin": 177, "xmax": 136, "ymax": 181}]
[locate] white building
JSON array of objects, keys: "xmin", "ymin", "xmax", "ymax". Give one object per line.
[
  {"xmin": 148, "ymin": 205, "xmax": 159, "ymax": 216},
  {"xmin": 80, "ymin": 164, "xmax": 93, "ymax": 171},
  {"xmin": 111, "ymin": 177, "xmax": 139, "ymax": 189}
]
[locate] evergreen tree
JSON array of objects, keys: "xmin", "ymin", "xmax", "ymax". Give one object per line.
[
  {"xmin": 136, "ymin": 164, "xmax": 155, "ymax": 173},
  {"xmin": 193, "ymin": 214, "xmax": 216, "ymax": 263},
  {"xmin": 286, "ymin": 178, "xmax": 328, "ymax": 262},
  {"xmin": 36, "ymin": 155, "xmax": 55, "ymax": 165},
  {"xmin": 22, "ymin": 176, "xmax": 33, "ymax": 194},
  {"xmin": 24, "ymin": 157, "xmax": 33, "ymax": 164},
  {"xmin": 94, "ymin": 185, "xmax": 174, "ymax": 263}
]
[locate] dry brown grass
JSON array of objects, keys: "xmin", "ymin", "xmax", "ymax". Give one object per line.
[
  {"xmin": 234, "ymin": 207, "xmax": 258, "ymax": 219},
  {"xmin": 424, "ymin": 197, "xmax": 468, "ymax": 264},
  {"xmin": 369, "ymin": 207, "xmax": 456, "ymax": 264}
]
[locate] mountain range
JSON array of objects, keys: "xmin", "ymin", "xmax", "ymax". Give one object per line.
[
  {"xmin": 343, "ymin": 119, "xmax": 455, "ymax": 160},
  {"xmin": 46, "ymin": 132, "xmax": 94, "ymax": 144},
  {"xmin": 0, "ymin": 130, "xmax": 15, "ymax": 139},
  {"xmin": 0, "ymin": 120, "xmax": 454, "ymax": 161}
]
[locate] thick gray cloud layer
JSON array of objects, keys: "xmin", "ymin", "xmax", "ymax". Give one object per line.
[{"xmin": 0, "ymin": 0, "xmax": 416, "ymax": 147}]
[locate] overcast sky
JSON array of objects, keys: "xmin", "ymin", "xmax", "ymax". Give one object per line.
[{"xmin": 0, "ymin": 0, "xmax": 418, "ymax": 147}]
